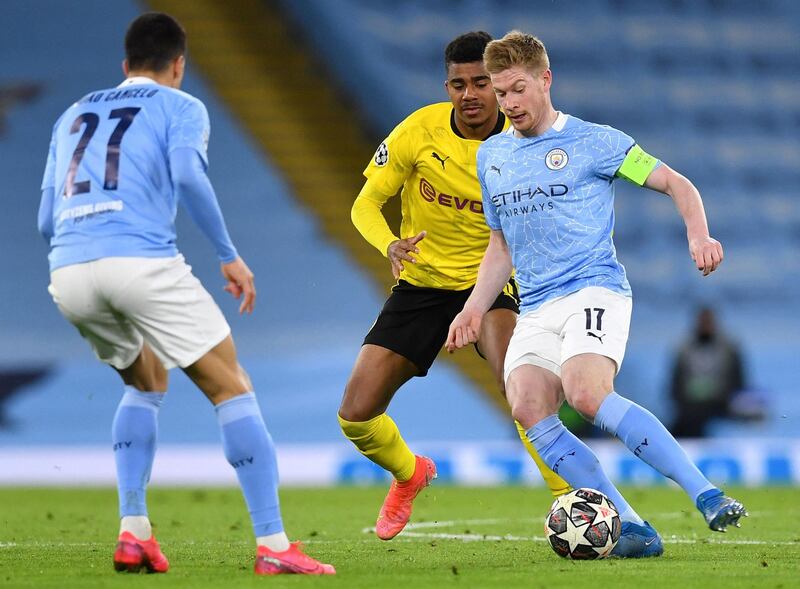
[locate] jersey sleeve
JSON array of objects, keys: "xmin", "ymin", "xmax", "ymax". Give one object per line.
[
  {"xmin": 170, "ymin": 147, "xmax": 237, "ymax": 263},
  {"xmin": 477, "ymin": 148, "xmax": 501, "ymax": 230},
  {"xmin": 592, "ymin": 125, "xmax": 636, "ymax": 181},
  {"xmin": 362, "ymin": 121, "xmax": 415, "ymax": 197},
  {"xmin": 351, "ymin": 181, "xmax": 398, "ymax": 256},
  {"xmin": 168, "ymin": 97, "xmax": 210, "ymax": 168}
]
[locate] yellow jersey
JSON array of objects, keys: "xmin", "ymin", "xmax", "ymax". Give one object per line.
[{"xmin": 356, "ymin": 102, "xmax": 509, "ymax": 290}]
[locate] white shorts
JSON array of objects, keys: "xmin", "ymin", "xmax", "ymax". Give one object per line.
[
  {"xmin": 48, "ymin": 255, "xmax": 231, "ymax": 370},
  {"xmin": 504, "ymin": 286, "xmax": 632, "ymax": 382}
]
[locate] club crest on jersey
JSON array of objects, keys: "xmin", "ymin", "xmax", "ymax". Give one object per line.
[
  {"xmin": 373, "ymin": 142, "xmax": 389, "ymax": 167},
  {"xmin": 545, "ymin": 148, "xmax": 568, "ymax": 170}
]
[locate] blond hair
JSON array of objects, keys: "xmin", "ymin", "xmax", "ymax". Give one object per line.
[{"xmin": 483, "ymin": 31, "xmax": 549, "ymax": 75}]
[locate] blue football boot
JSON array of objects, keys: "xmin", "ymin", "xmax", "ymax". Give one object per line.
[
  {"xmin": 697, "ymin": 489, "xmax": 748, "ymax": 532},
  {"xmin": 610, "ymin": 520, "xmax": 664, "ymax": 558}
]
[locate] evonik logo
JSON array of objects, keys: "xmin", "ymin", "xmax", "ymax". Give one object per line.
[{"xmin": 419, "ymin": 177, "xmax": 483, "ymax": 215}]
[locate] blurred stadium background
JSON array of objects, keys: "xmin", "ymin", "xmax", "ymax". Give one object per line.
[{"xmin": 0, "ymin": 0, "xmax": 798, "ymax": 489}]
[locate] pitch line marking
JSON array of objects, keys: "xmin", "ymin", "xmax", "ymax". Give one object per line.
[{"xmin": 360, "ymin": 516, "xmax": 798, "ymax": 546}]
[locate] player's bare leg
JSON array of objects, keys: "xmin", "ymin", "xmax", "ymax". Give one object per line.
[
  {"xmin": 505, "ymin": 364, "xmax": 563, "ymax": 429},
  {"xmin": 339, "ymin": 344, "xmax": 417, "ymax": 421},
  {"xmin": 476, "ymin": 308, "xmax": 516, "ymax": 395},
  {"xmin": 112, "ymin": 343, "xmax": 170, "ymax": 573},
  {"xmin": 479, "ymin": 310, "xmax": 572, "ymax": 496},
  {"xmin": 116, "ymin": 343, "xmax": 168, "ymax": 392},
  {"xmin": 182, "ymin": 335, "xmax": 249, "ymax": 405},
  {"xmin": 339, "ymin": 345, "xmax": 436, "ymax": 540},
  {"xmin": 183, "ymin": 335, "xmax": 334, "ymax": 575}
]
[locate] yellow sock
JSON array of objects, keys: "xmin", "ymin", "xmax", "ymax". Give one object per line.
[
  {"xmin": 338, "ymin": 413, "xmax": 416, "ymax": 482},
  {"xmin": 515, "ymin": 420, "xmax": 572, "ymax": 497}
]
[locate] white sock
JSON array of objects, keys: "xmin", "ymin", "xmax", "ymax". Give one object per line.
[
  {"xmin": 257, "ymin": 532, "xmax": 290, "ymax": 552},
  {"xmin": 120, "ymin": 515, "xmax": 152, "ymax": 540}
]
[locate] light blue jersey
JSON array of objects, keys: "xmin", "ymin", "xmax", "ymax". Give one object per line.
[
  {"xmin": 478, "ymin": 112, "xmax": 659, "ymax": 315},
  {"xmin": 41, "ymin": 77, "xmax": 211, "ymax": 271}
]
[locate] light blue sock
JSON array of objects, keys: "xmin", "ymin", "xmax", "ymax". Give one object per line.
[
  {"xmin": 112, "ymin": 386, "xmax": 164, "ymax": 518},
  {"xmin": 595, "ymin": 392, "xmax": 716, "ymax": 502},
  {"xmin": 527, "ymin": 415, "xmax": 644, "ymax": 524},
  {"xmin": 215, "ymin": 392, "xmax": 284, "ymax": 536}
]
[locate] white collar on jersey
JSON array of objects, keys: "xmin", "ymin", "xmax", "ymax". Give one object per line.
[
  {"xmin": 117, "ymin": 76, "xmax": 158, "ymax": 87},
  {"xmin": 505, "ymin": 111, "xmax": 569, "ymax": 136}
]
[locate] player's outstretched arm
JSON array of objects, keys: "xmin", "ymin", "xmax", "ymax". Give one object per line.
[
  {"xmin": 644, "ymin": 163, "xmax": 723, "ymax": 276},
  {"xmin": 221, "ymin": 257, "xmax": 256, "ymax": 314},
  {"xmin": 446, "ymin": 230, "xmax": 512, "ymax": 352}
]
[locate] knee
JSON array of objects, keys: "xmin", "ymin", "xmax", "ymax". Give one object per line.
[
  {"xmin": 206, "ymin": 373, "xmax": 250, "ymax": 405},
  {"xmin": 338, "ymin": 403, "xmax": 368, "ymax": 425},
  {"xmin": 338, "ymin": 381, "xmax": 367, "ymax": 423},
  {"xmin": 506, "ymin": 378, "xmax": 555, "ymax": 429},
  {"xmin": 509, "ymin": 401, "xmax": 540, "ymax": 428},
  {"xmin": 562, "ymin": 379, "xmax": 604, "ymax": 420},
  {"xmin": 338, "ymin": 407, "xmax": 378, "ymax": 440}
]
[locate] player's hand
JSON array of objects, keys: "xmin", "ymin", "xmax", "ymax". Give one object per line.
[
  {"xmin": 221, "ymin": 257, "xmax": 256, "ymax": 314},
  {"xmin": 688, "ymin": 235, "xmax": 723, "ymax": 276},
  {"xmin": 386, "ymin": 231, "xmax": 426, "ymax": 279},
  {"xmin": 445, "ymin": 308, "xmax": 483, "ymax": 353}
]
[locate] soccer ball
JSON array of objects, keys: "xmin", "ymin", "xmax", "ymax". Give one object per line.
[{"xmin": 544, "ymin": 488, "xmax": 621, "ymax": 559}]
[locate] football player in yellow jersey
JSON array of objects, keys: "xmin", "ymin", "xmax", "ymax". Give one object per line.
[{"xmin": 337, "ymin": 32, "xmax": 569, "ymax": 541}]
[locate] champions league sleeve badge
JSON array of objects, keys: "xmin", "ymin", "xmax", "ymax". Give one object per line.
[
  {"xmin": 545, "ymin": 148, "xmax": 569, "ymax": 170},
  {"xmin": 373, "ymin": 141, "xmax": 389, "ymax": 167}
]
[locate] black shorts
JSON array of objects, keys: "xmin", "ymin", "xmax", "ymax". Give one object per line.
[{"xmin": 363, "ymin": 279, "xmax": 519, "ymax": 376}]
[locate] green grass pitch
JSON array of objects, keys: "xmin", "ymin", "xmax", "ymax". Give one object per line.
[{"xmin": 1, "ymin": 486, "xmax": 798, "ymax": 588}]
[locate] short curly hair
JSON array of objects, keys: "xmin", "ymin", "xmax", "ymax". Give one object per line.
[{"xmin": 444, "ymin": 31, "xmax": 493, "ymax": 68}]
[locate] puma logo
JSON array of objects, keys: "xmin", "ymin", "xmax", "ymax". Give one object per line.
[
  {"xmin": 587, "ymin": 332, "xmax": 605, "ymax": 344},
  {"xmin": 490, "ymin": 164, "xmax": 503, "ymax": 175},
  {"xmin": 431, "ymin": 151, "xmax": 449, "ymax": 169}
]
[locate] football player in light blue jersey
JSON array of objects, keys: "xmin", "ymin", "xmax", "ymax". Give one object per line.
[
  {"xmin": 38, "ymin": 12, "xmax": 333, "ymax": 576},
  {"xmin": 447, "ymin": 31, "xmax": 746, "ymax": 557}
]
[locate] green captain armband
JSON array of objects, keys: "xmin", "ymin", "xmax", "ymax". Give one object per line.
[{"xmin": 616, "ymin": 144, "xmax": 659, "ymax": 186}]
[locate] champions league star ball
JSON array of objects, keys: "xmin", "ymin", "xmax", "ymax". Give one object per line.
[{"xmin": 545, "ymin": 488, "xmax": 621, "ymax": 560}]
